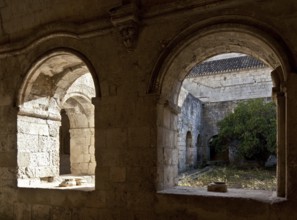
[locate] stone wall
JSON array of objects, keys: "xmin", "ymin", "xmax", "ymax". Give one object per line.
[
  {"xmin": 201, "ymin": 100, "xmax": 244, "ymax": 160},
  {"xmin": 179, "ymin": 64, "xmax": 273, "ymax": 162},
  {"xmin": 177, "ymin": 90, "xmax": 202, "ymax": 172},
  {"xmin": 201, "ymin": 98, "xmax": 272, "ymax": 160},
  {"xmin": 183, "ymin": 66, "xmax": 272, "ymax": 102},
  {"xmin": 17, "ymin": 63, "xmax": 96, "ymax": 185},
  {"xmin": 63, "ymin": 73, "xmax": 96, "ymax": 175},
  {"xmin": 70, "ymin": 128, "xmax": 95, "ymax": 174},
  {"xmin": 0, "ymin": 1, "xmax": 297, "ymax": 219},
  {"xmin": 17, "ymin": 115, "xmax": 60, "ymax": 185}
]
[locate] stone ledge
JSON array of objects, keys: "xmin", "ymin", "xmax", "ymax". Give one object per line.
[
  {"xmin": 17, "ymin": 174, "xmax": 95, "ymax": 192},
  {"xmin": 158, "ymin": 186, "xmax": 287, "ymax": 204}
]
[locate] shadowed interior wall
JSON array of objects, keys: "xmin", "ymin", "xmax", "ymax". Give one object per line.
[{"xmin": 0, "ymin": 1, "xmax": 296, "ymax": 219}]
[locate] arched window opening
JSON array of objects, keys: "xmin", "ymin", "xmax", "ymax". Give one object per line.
[
  {"xmin": 176, "ymin": 53, "xmax": 277, "ymax": 192},
  {"xmin": 17, "ymin": 52, "xmax": 97, "ymax": 190}
]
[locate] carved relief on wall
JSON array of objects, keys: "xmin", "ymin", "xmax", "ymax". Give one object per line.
[{"xmin": 110, "ymin": 2, "xmax": 140, "ymax": 51}]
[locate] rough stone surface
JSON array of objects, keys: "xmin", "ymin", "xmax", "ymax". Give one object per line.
[
  {"xmin": 178, "ymin": 62, "xmax": 272, "ymax": 163},
  {"xmin": 0, "ymin": 0, "xmax": 296, "ymax": 219},
  {"xmin": 17, "ymin": 116, "xmax": 60, "ymax": 179},
  {"xmin": 177, "ymin": 90, "xmax": 202, "ymax": 172}
]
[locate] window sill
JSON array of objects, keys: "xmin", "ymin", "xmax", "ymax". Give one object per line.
[
  {"xmin": 17, "ymin": 174, "xmax": 95, "ymax": 192},
  {"xmin": 158, "ymin": 186, "xmax": 286, "ymax": 203}
]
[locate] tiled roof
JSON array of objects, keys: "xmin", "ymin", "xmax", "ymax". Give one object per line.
[{"xmin": 188, "ymin": 56, "xmax": 267, "ymax": 77}]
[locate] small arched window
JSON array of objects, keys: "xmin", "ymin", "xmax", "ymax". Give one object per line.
[{"xmin": 17, "ymin": 51, "xmax": 98, "ymax": 190}]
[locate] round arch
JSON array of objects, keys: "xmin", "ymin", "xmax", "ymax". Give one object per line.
[
  {"xmin": 16, "ymin": 48, "xmax": 98, "ymax": 188},
  {"xmin": 154, "ymin": 22, "xmax": 289, "ymax": 197},
  {"xmin": 149, "ymin": 23, "xmax": 291, "ymax": 103},
  {"xmin": 17, "ymin": 48, "xmax": 100, "ymax": 107}
]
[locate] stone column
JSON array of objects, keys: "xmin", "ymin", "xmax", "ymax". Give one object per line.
[
  {"xmin": 70, "ymin": 128, "xmax": 95, "ymax": 175},
  {"xmin": 276, "ymin": 91, "xmax": 286, "ymax": 197},
  {"xmin": 157, "ymin": 97, "xmax": 180, "ymax": 190}
]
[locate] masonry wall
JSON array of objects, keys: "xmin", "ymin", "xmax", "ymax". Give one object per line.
[
  {"xmin": 0, "ymin": 1, "xmax": 297, "ymax": 219},
  {"xmin": 70, "ymin": 128, "xmax": 95, "ymax": 175},
  {"xmin": 183, "ymin": 67, "xmax": 272, "ymax": 102},
  {"xmin": 177, "ymin": 92, "xmax": 202, "ymax": 172},
  {"xmin": 17, "ymin": 115, "xmax": 60, "ymax": 185},
  {"xmin": 180, "ymin": 66, "xmax": 272, "ymax": 162},
  {"xmin": 201, "ymin": 100, "xmax": 243, "ymax": 160}
]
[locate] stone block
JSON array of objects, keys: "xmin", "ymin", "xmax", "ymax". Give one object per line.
[
  {"xmin": 128, "ymin": 127, "xmax": 151, "ymax": 148},
  {"xmin": 157, "ymin": 127, "xmax": 165, "ymax": 146},
  {"xmin": 17, "ymin": 133, "xmax": 38, "ymax": 152},
  {"xmin": 48, "ymin": 124, "xmax": 59, "ymax": 137},
  {"xmin": 32, "ymin": 205, "xmax": 51, "ymax": 220},
  {"xmin": 164, "ymin": 148, "xmax": 178, "ymax": 165},
  {"xmin": 38, "ymin": 152, "xmax": 51, "ymax": 166},
  {"xmin": 106, "ymin": 128, "xmax": 128, "ymax": 149},
  {"xmin": 83, "ymin": 154, "xmax": 91, "ymax": 162},
  {"xmin": 37, "ymin": 123, "xmax": 50, "ymax": 136},
  {"xmin": 124, "ymin": 148, "xmax": 156, "ymax": 167},
  {"xmin": 17, "ymin": 152, "xmax": 30, "ymax": 167},
  {"xmin": 82, "ymin": 145, "xmax": 89, "ymax": 154},
  {"xmin": 0, "ymin": 179, "xmax": 16, "ymax": 188},
  {"xmin": 163, "ymin": 108, "xmax": 171, "ymax": 128},
  {"xmin": 50, "ymin": 150, "xmax": 60, "ymax": 167},
  {"xmin": 90, "ymin": 154, "xmax": 96, "ymax": 162},
  {"xmin": 110, "ymin": 167, "xmax": 126, "ymax": 182},
  {"xmin": 80, "ymin": 162, "xmax": 89, "ymax": 173},
  {"xmin": 71, "ymin": 152, "xmax": 84, "ymax": 163},
  {"xmin": 38, "ymin": 136, "xmax": 58, "ymax": 151},
  {"xmin": 35, "ymin": 166, "xmax": 58, "ymax": 178},
  {"xmin": 13, "ymin": 202, "xmax": 31, "ymax": 220},
  {"xmin": 89, "ymin": 145, "xmax": 95, "ymax": 154},
  {"xmin": 164, "ymin": 129, "xmax": 175, "ymax": 147},
  {"xmin": 51, "ymin": 207, "xmax": 71, "ymax": 220},
  {"xmin": 127, "ymin": 192, "xmax": 155, "ymax": 210},
  {"xmin": 0, "ymin": 134, "xmax": 16, "ymax": 152},
  {"xmin": 18, "ymin": 167, "xmax": 34, "ymax": 178},
  {"xmin": 88, "ymin": 162, "xmax": 96, "ymax": 174},
  {"xmin": 0, "ymin": 151, "xmax": 17, "ymax": 167},
  {"xmin": 0, "ymin": 168, "xmax": 16, "ymax": 181},
  {"xmin": 71, "ymin": 138, "xmax": 87, "ymax": 149},
  {"xmin": 76, "ymin": 208, "xmax": 99, "ymax": 220},
  {"xmin": 71, "ymin": 164, "xmax": 80, "ymax": 174},
  {"xmin": 0, "ymin": 200, "xmax": 14, "ymax": 220}
]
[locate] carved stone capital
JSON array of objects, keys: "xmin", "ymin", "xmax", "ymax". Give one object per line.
[
  {"xmin": 110, "ymin": 3, "xmax": 140, "ymax": 51},
  {"xmin": 158, "ymin": 96, "xmax": 181, "ymax": 114}
]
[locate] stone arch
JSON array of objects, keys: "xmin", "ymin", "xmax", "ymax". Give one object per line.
[
  {"xmin": 154, "ymin": 22, "xmax": 289, "ymax": 197},
  {"xmin": 16, "ymin": 49, "xmax": 98, "ymax": 188},
  {"xmin": 17, "ymin": 48, "xmax": 100, "ymax": 107},
  {"xmin": 149, "ymin": 23, "xmax": 290, "ymax": 101}
]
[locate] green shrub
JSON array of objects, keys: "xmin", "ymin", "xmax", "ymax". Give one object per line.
[{"xmin": 212, "ymin": 99, "xmax": 276, "ymax": 165}]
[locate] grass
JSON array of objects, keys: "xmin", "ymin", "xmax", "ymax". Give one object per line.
[{"xmin": 178, "ymin": 166, "xmax": 276, "ymax": 191}]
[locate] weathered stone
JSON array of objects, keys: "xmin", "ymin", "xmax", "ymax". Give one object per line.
[
  {"xmin": 13, "ymin": 202, "xmax": 31, "ymax": 220},
  {"xmin": 32, "ymin": 205, "xmax": 51, "ymax": 220},
  {"xmin": 51, "ymin": 207, "xmax": 71, "ymax": 220},
  {"xmin": 110, "ymin": 167, "xmax": 126, "ymax": 182},
  {"xmin": 0, "ymin": 1, "xmax": 295, "ymax": 219}
]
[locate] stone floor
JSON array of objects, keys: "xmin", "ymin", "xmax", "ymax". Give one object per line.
[{"xmin": 18, "ymin": 174, "xmax": 95, "ymax": 191}]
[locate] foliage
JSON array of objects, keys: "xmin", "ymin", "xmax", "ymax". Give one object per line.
[
  {"xmin": 212, "ymin": 99, "xmax": 276, "ymax": 164},
  {"xmin": 178, "ymin": 166, "xmax": 276, "ymax": 190}
]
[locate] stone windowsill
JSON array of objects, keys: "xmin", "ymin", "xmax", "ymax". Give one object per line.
[
  {"xmin": 17, "ymin": 174, "xmax": 95, "ymax": 192},
  {"xmin": 158, "ymin": 186, "xmax": 287, "ymax": 203}
]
